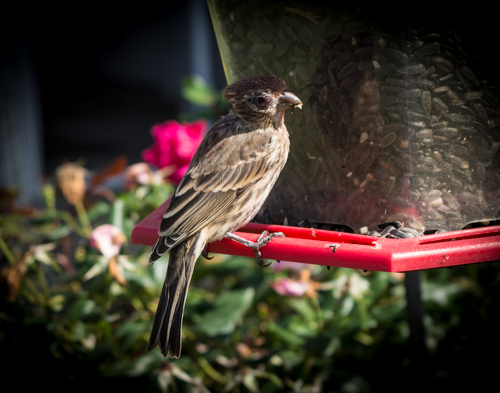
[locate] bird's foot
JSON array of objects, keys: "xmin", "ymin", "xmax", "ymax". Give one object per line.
[{"xmin": 224, "ymin": 231, "xmax": 285, "ymax": 267}]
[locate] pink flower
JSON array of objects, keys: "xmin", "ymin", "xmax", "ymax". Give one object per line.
[
  {"xmin": 141, "ymin": 119, "xmax": 207, "ymax": 184},
  {"xmin": 124, "ymin": 163, "xmax": 153, "ymax": 190},
  {"xmin": 271, "ymin": 278, "xmax": 309, "ymax": 297},
  {"xmin": 89, "ymin": 224, "xmax": 126, "ymax": 259},
  {"xmin": 273, "ymin": 260, "xmax": 309, "ymax": 272}
]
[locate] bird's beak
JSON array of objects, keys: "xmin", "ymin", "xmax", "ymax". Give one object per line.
[{"xmin": 279, "ymin": 90, "xmax": 303, "ymax": 112}]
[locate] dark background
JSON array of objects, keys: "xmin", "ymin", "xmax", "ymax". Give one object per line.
[{"xmin": 1, "ymin": 0, "xmax": 226, "ymax": 206}]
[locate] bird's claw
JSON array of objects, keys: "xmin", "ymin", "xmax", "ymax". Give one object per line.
[
  {"xmin": 201, "ymin": 248, "xmax": 213, "ymax": 260},
  {"xmin": 253, "ymin": 248, "xmax": 272, "ymax": 267},
  {"xmin": 258, "ymin": 259, "xmax": 272, "ymax": 267},
  {"xmin": 224, "ymin": 230, "xmax": 285, "ymax": 268}
]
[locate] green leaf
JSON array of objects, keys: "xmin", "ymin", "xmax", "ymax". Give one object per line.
[
  {"xmin": 287, "ymin": 298, "xmax": 316, "ymax": 322},
  {"xmin": 82, "ymin": 256, "xmax": 108, "ymax": 281},
  {"xmin": 277, "ymin": 349, "xmax": 305, "ymax": 369},
  {"xmin": 49, "ymin": 294, "xmax": 66, "ymax": 312},
  {"xmin": 251, "ymin": 369, "xmax": 284, "ymax": 390},
  {"xmin": 44, "ymin": 223, "xmax": 72, "ymax": 240},
  {"xmin": 339, "ymin": 296, "xmax": 355, "ymax": 317},
  {"xmin": 324, "ymin": 336, "xmax": 341, "ymax": 357},
  {"xmin": 86, "ymin": 201, "xmax": 111, "ymax": 223},
  {"xmin": 242, "ymin": 370, "xmax": 259, "ymax": 393},
  {"xmin": 268, "ymin": 321, "xmax": 305, "ymax": 347},
  {"xmin": 115, "ymin": 320, "xmax": 150, "ymax": 352},
  {"xmin": 105, "ymin": 352, "xmax": 163, "ymax": 377},
  {"xmin": 110, "ymin": 198, "xmax": 125, "ymax": 230},
  {"xmin": 31, "ymin": 244, "xmax": 61, "ymax": 271},
  {"xmin": 181, "ymin": 75, "xmax": 219, "ymax": 107},
  {"xmin": 288, "ymin": 319, "xmax": 317, "ymax": 338},
  {"xmin": 67, "ymin": 299, "xmax": 98, "ymax": 320},
  {"xmin": 197, "ymin": 287, "xmax": 254, "ymax": 336},
  {"xmin": 124, "ymin": 264, "xmax": 157, "ymax": 289}
]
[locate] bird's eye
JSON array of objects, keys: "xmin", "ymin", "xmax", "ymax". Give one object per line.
[{"xmin": 253, "ymin": 94, "xmax": 271, "ymax": 109}]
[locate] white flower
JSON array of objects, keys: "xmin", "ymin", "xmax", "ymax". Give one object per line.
[{"xmin": 89, "ymin": 224, "xmax": 126, "ymax": 259}]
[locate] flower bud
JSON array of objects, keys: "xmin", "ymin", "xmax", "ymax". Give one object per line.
[{"xmin": 55, "ymin": 162, "xmax": 86, "ymax": 205}]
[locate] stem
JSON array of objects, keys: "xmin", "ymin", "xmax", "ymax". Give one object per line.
[
  {"xmin": 198, "ymin": 357, "xmax": 227, "ymax": 384},
  {"xmin": 23, "ymin": 276, "xmax": 47, "ymax": 306},
  {"xmin": 60, "ymin": 211, "xmax": 86, "ymax": 237},
  {"xmin": 74, "ymin": 201, "xmax": 93, "ymax": 237},
  {"xmin": 311, "ymin": 296, "xmax": 324, "ymax": 329},
  {"xmin": 35, "ymin": 262, "xmax": 51, "ymax": 295},
  {"xmin": 42, "ymin": 182, "xmax": 56, "ymax": 215},
  {"xmin": 0, "ymin": 236, "xmax": 16, "ymax": 264}
]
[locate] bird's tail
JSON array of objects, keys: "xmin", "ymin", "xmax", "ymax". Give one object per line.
[{"xmin": 147, "ymin": 232, "xmax": 206, "ymax": 358}]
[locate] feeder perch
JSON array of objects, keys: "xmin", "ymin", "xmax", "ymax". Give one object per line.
[{"xmin": 131, "ymin": 198, "xmax": 500, "ymax": 272}]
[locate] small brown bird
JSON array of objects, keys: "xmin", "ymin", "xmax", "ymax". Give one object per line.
[{"xmin": 147, "ymin": 75, "xmax": 302, "ymax": 358}]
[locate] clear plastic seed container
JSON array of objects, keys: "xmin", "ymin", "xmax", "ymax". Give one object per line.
[{"xmin": 208, "ymin": 1, "xmax": 500, "ymax": 234}]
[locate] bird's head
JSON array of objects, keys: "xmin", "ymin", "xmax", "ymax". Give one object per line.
[{"xmin": 223, "ymin": 75, "xmax": 302, "ymax": 129}]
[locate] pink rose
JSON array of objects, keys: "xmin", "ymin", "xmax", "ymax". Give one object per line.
[
  {"xmin": 141, "ymin": 119, "xmax": 207, "ymax": 184},
  {"xmin": 89, "ymin": 224, "xmax": 126, "ymax": 259},
  {"xmin": 271, "ymin": 278, "xmax": 309, "ymax": 297}
]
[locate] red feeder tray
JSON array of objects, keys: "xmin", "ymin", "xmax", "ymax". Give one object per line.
[{"xmin": 131, "ymin": 199, "xmax": 500, "ymax": 272}]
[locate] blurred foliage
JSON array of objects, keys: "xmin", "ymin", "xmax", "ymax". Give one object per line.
[
  {"xmin": 178, "ymin": 75, "xmax": 228, "ymax": 123},
  {"xmin": 1, "ymin": 76, "xmax": 499, "ymax": 392}
]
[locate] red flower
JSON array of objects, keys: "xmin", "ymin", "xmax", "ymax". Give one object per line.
[{"xmin": 141, "ymin": 120, "xmax": 207, "ymax": 184}]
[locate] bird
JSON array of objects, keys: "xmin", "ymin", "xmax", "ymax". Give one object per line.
[{"xmin": 147, "ymin": 75, "xmax": 302, "ymax": 358}]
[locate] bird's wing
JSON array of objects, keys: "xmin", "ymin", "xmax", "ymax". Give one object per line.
[{"xmin": 157, "ymin": 118, "xmax": 272, "ymax": 244}]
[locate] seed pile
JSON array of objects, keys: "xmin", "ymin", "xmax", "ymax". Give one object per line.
[{"xmin": 209, "ymin": 1, "xmax": 500, "ymax": 233}]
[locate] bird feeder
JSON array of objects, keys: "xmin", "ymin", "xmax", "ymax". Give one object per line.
[
  {"xmin": 132, "ymin": 1, "xmax": 500, "ymax": 271},
  {"xmin": 132, "ymin": 198, "xmax": 500, "ymax": 272}
]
